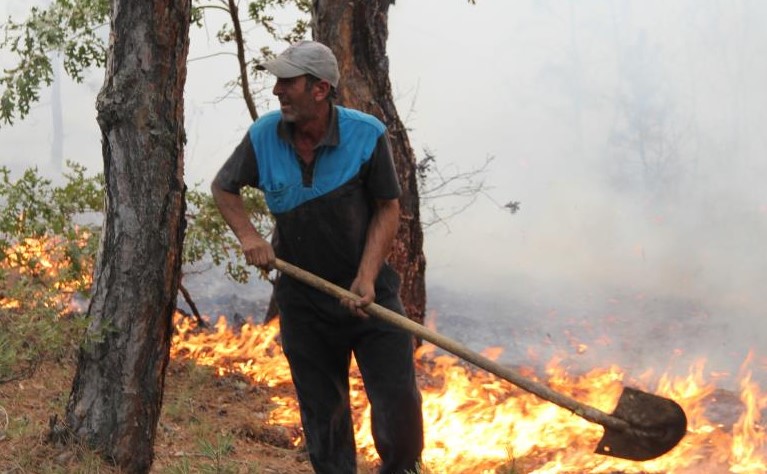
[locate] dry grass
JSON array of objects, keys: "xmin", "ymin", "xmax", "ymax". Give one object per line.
[{"xmin": 0, "ymin": 353, "xmax": 335, "ymax": 473}]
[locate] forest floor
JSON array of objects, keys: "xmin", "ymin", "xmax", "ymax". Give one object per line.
[{"xmin": 0, "ymin": 353, "xmax": 323, "ymax": 474}]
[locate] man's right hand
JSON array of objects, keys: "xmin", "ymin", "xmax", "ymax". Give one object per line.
[
  {"xmin": 211, "ymin": 182, "xmax": 275, "ymax": 270},
  {"xmin": 241, "ymin": 234, "xmax": 275, "ymax": 269}
]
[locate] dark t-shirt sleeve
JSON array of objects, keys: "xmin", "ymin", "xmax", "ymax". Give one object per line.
[
  {"xmin": 213, "ymin": 133, "xmax": 259, "ymax": 194},
  {"xmin": 364, "ymin": 133, "xmax": 402, "ymax": 200}
]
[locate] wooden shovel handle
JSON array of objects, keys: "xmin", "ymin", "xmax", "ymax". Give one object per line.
[{"xmin": 274, "ymin": 258, "xmax": 630, "ymax": 432}]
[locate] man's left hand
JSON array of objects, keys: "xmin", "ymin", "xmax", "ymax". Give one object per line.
[{"xmin": 342, "ymin": 277, "xmax": 375, "ymax": 318}]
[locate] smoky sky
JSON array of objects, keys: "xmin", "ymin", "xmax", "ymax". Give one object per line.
[
  {"xmin": 2, "ymin": 0, "xmax": 765, "ymax": 376},
  {"xmin": 388, "ymin": 1, "xmax": 766, "ymax": 309}
]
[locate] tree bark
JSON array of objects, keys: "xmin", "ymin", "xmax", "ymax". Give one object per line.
[
  {"xmin": 60, "ymin": 0, "xmax": 191, "ymax": 471},
  {"xmin": 313, "ymin": 0, "xmax": 427, "ymax": 326}
]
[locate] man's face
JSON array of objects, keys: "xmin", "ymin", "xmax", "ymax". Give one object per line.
[{"xmin": 272, "ymin": 75, "xmax": 320, "ymax": 123}]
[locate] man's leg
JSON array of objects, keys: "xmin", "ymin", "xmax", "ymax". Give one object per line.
[
  {"xmin": 280, "ymin": 305, "xmax": 357, "ymax": 474},
  {"xmin": 354, "ymin": 297, "xmax": 424, "ymax": 474}
]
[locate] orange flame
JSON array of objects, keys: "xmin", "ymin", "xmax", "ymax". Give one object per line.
[
  {"xmin": 730, "ymin": 353, "xmax": 767, "ymax": 473},
  {"xmin": 171, "ymin": 315, "xmax": 767, "ymax": 473},
  {"xmin": 1, "ymin": 234, "xmax": 93, "ymax": 310},
  {"xmin": 7, "ymin": 235, "xmax": 764, "ymax": 472}
]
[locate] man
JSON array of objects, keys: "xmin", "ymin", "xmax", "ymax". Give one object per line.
[{"xmin": 211, "ymin": 40, "xmax": 424, "ymax": 474}]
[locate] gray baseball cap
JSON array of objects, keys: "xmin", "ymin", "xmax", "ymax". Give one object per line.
[{"xmin": 258, "ymin": 40, "xmax": 340, "ymax": 88}]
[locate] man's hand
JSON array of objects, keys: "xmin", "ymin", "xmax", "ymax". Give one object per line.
[
  {"xmin": 341, "ymin": 276, "xmax": 375, "ymax": 318},
  {"xmin": 340, "ymin": 198, "xmax": 399, "ymax": 318},
  {"xmin": 211, "ymin": 182, "xmax": 275, "ymax": 270},
  {"xmin": 241, "ymin": 234, "xmax": 275, "ymax": 269}
]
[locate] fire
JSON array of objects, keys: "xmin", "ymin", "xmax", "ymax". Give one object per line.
[
  {"xmin": 1, "ymin": 234, "xmax": 93, "ymax": 310},
  {"xmin": 171, "ymin": 315, "xmax": 767, "ymax": 473},
  {"xmin": 6, "ymin": 234, "xmax": 764, "ymax": 472},
  {"xmin": 730, "ymin": 353, "xmax": 767, "ymax": 473}
]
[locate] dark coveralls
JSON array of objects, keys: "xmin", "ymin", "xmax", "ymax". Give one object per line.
[{"xmin": 214, "ymin": 106, "xmax": 424, "ymax": 474}]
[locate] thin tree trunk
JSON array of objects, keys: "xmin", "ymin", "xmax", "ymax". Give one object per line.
[
  {"xmin": 50, "ymin": 54, "xmax": 64, "ymax": 172},
  {"xmin": 313, "ymin": 0, "xmax": 427, "ymax": 326},
  {"xmin": 227, "ymin": 0, "xmax": 258, "ymax": 120},
  {"xmin": 59, "ymin": 0, "xmax": 191, "ymax": 471}
]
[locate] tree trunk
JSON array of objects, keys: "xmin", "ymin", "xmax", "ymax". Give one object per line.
[
  {"xmin": 313, "ymin": 0, "xmax": 427, "ymax": 326},
  {"xmin": 60, "ymin": 0, "xmax": 191, "ymax": 471}
]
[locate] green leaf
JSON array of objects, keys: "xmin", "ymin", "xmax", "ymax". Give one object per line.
[{"xmin": 0, "ymin": 0, "xmax": 109, "ymax": 126}]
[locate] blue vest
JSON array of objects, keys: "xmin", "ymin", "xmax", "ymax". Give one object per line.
[{"xmin": 248, "ymin": 106, "xmax": 386, "ymax": 214}]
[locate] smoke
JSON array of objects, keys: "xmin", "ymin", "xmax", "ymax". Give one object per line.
[
  {"xmin": 387, "ymin": 0, "xmax": 767, "ymax": 379},
  {"xmin": 1, "ymin": 0, "xmax": 765, "ymax": 378}
]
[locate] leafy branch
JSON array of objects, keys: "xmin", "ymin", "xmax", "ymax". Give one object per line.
[
  {"xmin": 1, "ymin": 0, "xmax": 311, "ymax": 127},
  {"xmin": 0, "ymin": 0, "xmax": 109, "ymax": 126}
]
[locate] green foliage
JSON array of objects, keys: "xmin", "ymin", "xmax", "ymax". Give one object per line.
[
  {"xmin": 163, "ymin": 457, "xmax": 194, "ymax": 474},
  {"xmin": 197, "ymin": 0, "xmax": 311, "ymax": 97},
  {"xmin": 0, "ymin": 163, "xmax": 272, "ymax": 383},
  {"xmin": 0, "ymin": 0, "xmax": 110, "ymax": 126},
  {"xmin": 202, "ymin": 0, "xmax": 311, "ymax": 45},
  {"xmin": 197, "ymin": 433, "xmax": 237, "ymax": 473},
  {"xmin": 185, "ymin": 185, "xmax": 273, "ymax": 284},
  {"xmin": 0, "ymin": 162, "xmax": 103, "ymax": 300},
  {"xmin": 163, "ymin": 432, "xmax": 256, "ymax": 474},
  {"xmin": 244, "ymin": 0, "xmax": 311, "ymax": 44},
  {"xmin": 0, "ymin": 162, "xmax": 102, "ymax": 384},
  {"xmin": 0, "ymin": 302, "xmax": 88, "ymax": 384},
  {"xmin": 1, "ymin": 161, "xmax": 273, "ymax": 288},
  {"xmin": 1, "ymin": 0, "xmax": 311, "ymax": 127}
]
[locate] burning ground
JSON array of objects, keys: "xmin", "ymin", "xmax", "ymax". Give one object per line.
[
  {"xmin": 0, "ymin": 310, "xmax": 766, "ymax": 473},
  {"xmin": 165, "ymin": 307, "xmax": 767, "ymax": 473},
  {"xmin": 1, "ymin": 240, "xmax": 766, "ymax": 473},
  {"xmin": 3, "ymin": 309, "xmax": 765, "ymax": 473}
]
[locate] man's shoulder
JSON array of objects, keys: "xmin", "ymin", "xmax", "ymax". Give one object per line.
[
  {"xmin": 336, "ymin": 106, "xmax": 385, "ymax": 135},
  {"xmin": 249, "ymin": 110, "xmax": 282, "ymax": 134}
]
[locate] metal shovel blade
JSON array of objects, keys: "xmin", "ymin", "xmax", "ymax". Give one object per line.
[{"xmin": 595, "ymin": 387, "xmax": 688, "ymax": 461}]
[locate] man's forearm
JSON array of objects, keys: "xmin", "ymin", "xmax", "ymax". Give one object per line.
[
  {"xmin": 212, "ymin": 182, "xmax": 275, "ymax": 268},
  {"xmin": 358, "ymin": 199, "xmax": 400, "ymax": 282},
  {"xmin": 211, "ymin": 182, "xmax": 261, "ymax": 242}
]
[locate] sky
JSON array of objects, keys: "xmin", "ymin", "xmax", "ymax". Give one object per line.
[{"xmin": 2, "ymin": 1, "xmax": 766, "ymax": 376}]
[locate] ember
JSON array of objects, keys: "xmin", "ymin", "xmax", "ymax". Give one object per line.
[{"xmin": 171, "ymin": 315, "xmax": 767, "ymax": 473}]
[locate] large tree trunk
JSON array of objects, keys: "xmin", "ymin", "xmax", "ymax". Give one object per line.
[
  {"xmin": 313, "ymin": 0, "xmax": 427, "ymax": 326},
  {"xmin": 59, "ymin": 0, "xmax": 191, "ymax": 471}
]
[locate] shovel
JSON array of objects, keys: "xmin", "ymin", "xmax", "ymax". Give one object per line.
[{"xmin": 273, "ymin": 258, "xmax": 688, "ymax": 461}]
